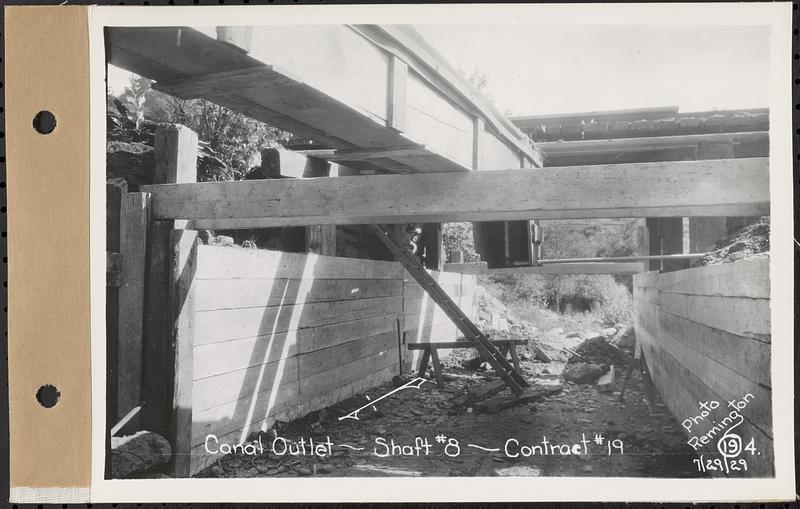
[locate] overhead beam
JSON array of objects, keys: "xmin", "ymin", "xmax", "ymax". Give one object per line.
[
  {"xmin": 537, "ymin": 131, "xmax": 768, "ymax": 158},
  {"xmin": 541, "ymin": 253, "xmax": 708, "ymax": 264},
  {"xmin": 300, "ymin": 145, "xmax": 428, "ymax": 162},
  {"xmin": 444, "ymin": 262, "xmax": 647, "ymax": 275},
  {"xmin": 107, "ymin": 26, "xmax": 533, "ymax": 174},
  {"xmin": 140, "ymin": 158, "xmax": 770, "ymax": 229}
]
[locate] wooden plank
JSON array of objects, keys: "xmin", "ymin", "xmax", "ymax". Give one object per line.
[
  {"xmin": 258, "ymin": 147, "xmax": 327, "ymax": 179},
  {"xmin": 387, "ymin": 55, "xmax": 408, "ymax": 131},
  {"xmin": 404, "ymin": 290, "xmax": 464, "ymax": 315},
  {"xmin": 188, "ymin": 86, "xmax": 466, "ymax": 175},
  {"xmin": 658, "ymin": 292, "xmax": 770, "ymax": 338},
  {"xmin": 190, "ymin": 363, "xmax": 397, "ymax": 464},
  {"xmin": 405, "ymin": 71, "xmax": 474, "ymax": 169},
  {"xmin": 305, "ymin": 224, "xmax": 336, "ymax": 256},
  {"xmin": 298, "ymin": 349, "xmax": 397, "ymax": 403},
  {"xmin": 656, "ymin": 258, "xmax": 770, "ymax": 299},
  {"xmin": 246, "ymin": 25, "xmax": 389, "ymax": 122},
  {"xmin": 120, "ymin": 21, "xmax": 527, "ymax": 176},
  {"xmin": 304, "ymin": 145, "xmax": 428, "ymax": 162},
  {"xmin": 293, "ymin": 364, "xmax": 397, "ymax": 421},
  {"xmin": 106, "ymin": 180, "xmax": 126, "ymax": 430},
  {"xmin": 481, "ymin": 130, "xmax": 525, "ymax": 172},
  {"xmin": 190, "ymin": 381, "xmax": 298, "ymax": 447},
  {"xmin": 193, "ymin": 314, "xmax": 399, "ymax": 379},
  {"xmin": 422, "ymin": 223, "xmax": 444, "ymax": 271},
  {"xmin": 444, "ymin": 262, "xmax": 647, "ymax": 275},
  {"xmin": 193, "ymin": 357, "xmax": 299, "ymax": 412},
  {"xmin": 404, "ymin": 281, "xmax": 462, "ymax": 298},
  {"xmin": 640, "ymin": 340, "xmax": 774, "ymax": 476},
  {"xmin": 297, "ymin": 331, "xmax": 397, "ymax": 379},
  {"xmin": 404, "ymin": 268, "xmax": 463, "ymax": 286},
  {"xmin": 141, "ymin": 221, "xmax": 173, "ymax": 433},
  {"xmin": 142, "ymin": 158, "xmax": 770, "ymax": 227},
  {"xmin": 472, "ymin": 117, "xmax": 485, "ymax": 170},
  {"xmin": 116, "ymin": 192, "xmax": 150, "ymax": 421},
  {"xmin": 408, "ymin": 339, "xmax": 526, "ymax": 349},
  {"xmin": 659, "ymin": 309, "xmax": 771, "ymax": 387},
  {"xmin": 356, "ymin": 25, "xmax": 537, "ymax": 165},
  {"xmin": 194, "ymin": 246, "xmax": 403, "ymax": 280},
  {"xmin": 142, "ymin": 124, "xmax": 199, "ymax": 434},
  {"xmin": 168, "ymin": 229, "xmax": 198, "ymax": 477},
  {"xmin": 195, "ymin": 297, "xmax": 403, "ymax": 344},
  {"xmin": 537, "ymin": 131, "xmax": 768, "ymax": 156},
  {"xmin": 688, "ymin": 140, "xmax": 735, "ymax": 253},
  {"xmin": 154, "ymin": 124, "xmax": 198, "ymax": 200},
  {"xmin": 194, "ymin": 278, "xmax": 402, "ymax": 311},
  {"xmin": 405, "ymin": 323, "xmax": 460, "ymax": 343}
]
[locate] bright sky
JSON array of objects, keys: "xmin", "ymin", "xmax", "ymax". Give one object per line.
[
  {"xmin": 416, "ymin": 24, "xmax": 771, "ymax": 116},
  {"xmin": 108, "ymin": 24, "xmax": 771, "ymax": 117}
]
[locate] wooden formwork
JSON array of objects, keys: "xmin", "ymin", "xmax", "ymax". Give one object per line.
[{"xmin": 633, "ymin": 258, "xmax": 773, "ymax": 477}]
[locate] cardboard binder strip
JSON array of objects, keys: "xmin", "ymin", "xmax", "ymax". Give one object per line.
[{"xmin": 7, "ymin": 5, "xmax": 92, "ymax": 494}]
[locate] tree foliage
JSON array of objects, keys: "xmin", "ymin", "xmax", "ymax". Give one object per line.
[
  {"xmin": 442, "ymin": 222, "xmax": 478, "ymax": 261},
  {"xmin": 112, "ymin": 74, "xmax": 290, "ymax": 181}
]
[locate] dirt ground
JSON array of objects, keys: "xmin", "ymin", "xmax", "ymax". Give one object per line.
[{"xmin": 197, "ymin": 333, "xmax": 707, "ymax": 479}]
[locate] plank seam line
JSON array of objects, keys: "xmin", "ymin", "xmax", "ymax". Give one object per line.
[
  {"xmin": 657, "ymin": 348, "xmax": 774, "ymax": 440},
  {"xmin": 194, "ymin": 295, "xmax": 402, "ymax": 312},
  {"xmin": 658, "ymin": 289, "xmax": 769, "ymax": 302},
  {"xmin": 657, "ymin": 307, "xmax": 772, "ymax": 346},
  {"xmin": 190, "ymin": 366, "xmax": 398, "ymax": 448},
  {"xmin": 193, "ymin": 332, "xmax": 397, "ymax": 381},
  {"xmin": 658, "ymin": 318, "xmax": 772, "ymax": 390},
  {"xmin": 192, "ymin": 348, "xmax": 398, "ymax": 411},
  {"xmin": 192, "ymin": 314, "xmax": 403, "ymax": 346},
  {"xmin": 193, "ymin": 326, "xmax": 398, "ymax": 349}
]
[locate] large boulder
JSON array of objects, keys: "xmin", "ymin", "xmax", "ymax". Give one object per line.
[
  {"xmin": 111, "ymin": 431, "xmax": 171, "ymax": 479},
  {"xmin": 563, "ymin": 362, "xmax": 604, "ymax": 384}
]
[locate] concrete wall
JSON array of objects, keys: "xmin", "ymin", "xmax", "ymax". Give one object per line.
[
  {"xmin": 403, "ymin": 269, "xmax": 478, "ymax": 371},
  {"xmin": 633, "ymin": 257, "xmax": 772, "ymax": 477}
]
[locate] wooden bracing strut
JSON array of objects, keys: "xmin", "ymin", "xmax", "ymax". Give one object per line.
[{"xmin": 368, "ymin": 224, "xmax": 529, "ymax": 396}]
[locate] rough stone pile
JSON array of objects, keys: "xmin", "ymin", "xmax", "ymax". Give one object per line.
[{"xmin": 111, "ymin": 431, "xmax": 172, "ymax": 479}]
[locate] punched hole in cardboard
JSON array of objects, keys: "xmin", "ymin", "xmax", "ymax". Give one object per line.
[
  {"xmin": 32, "ymin": 110, "xmax": 56, "ymax": 135},
  {"xmin": 36, "ymin": 384, "xmax": 60, "ymax": 408}
]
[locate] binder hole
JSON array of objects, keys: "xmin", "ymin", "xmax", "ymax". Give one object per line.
[
  {"xmin": 33, "ymin": 110, "xmax": 57, "ymax": 135},
  {"xmin": 36, "ymin": 384, "xmax": 60, "ymax": 408}
]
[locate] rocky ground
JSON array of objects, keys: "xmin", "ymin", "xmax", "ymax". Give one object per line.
[
  {"xmin": 194, "ymin": 324, "xmax": 706, "ymax": 479},
  {"xmin": 700, "ymin": 215, "xmax": 769, "ymax": 266}
]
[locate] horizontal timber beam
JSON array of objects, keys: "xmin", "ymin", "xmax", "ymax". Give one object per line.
[
  {"xmin": 444, "ymin": 262, "xmax": 647, "ymax": 275},
  {"xmin": 300, "ymin": 145, "xmax": 429, "ymax": 162},
  {"xmin": 140, "ymin": 157, "xmax": 770, "ymax": 229},
  {"xmin": 541, "ymin": 253, "xmax": 709, "ymax": 264},
  {"xmin": 536, "ymin": 131, "xmax": 768, "ymax": 157}
]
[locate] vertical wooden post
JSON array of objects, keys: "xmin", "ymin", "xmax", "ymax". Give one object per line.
[
  {"xmin": 304, "ymin": 156, "xmax": 337, "ymax": 256},
  {"xmin": 387, "ymin": 55, "xmax": 408, "ymax": 132},
  {"xmin": 117, "ymin": 192, "xmax": 151, "ymax": 424},
  {"xmin": 106, "ymin": 178, "xmax": 127, "ymax": 431},
  {"xmin": 142, "ymin": 124, "xmax": 198, "ymax": 434},
  {"xmin": 530, "ymin": 220, "xmax": 542, "ymax": 266},
  {"xmin": 422, "ymin": 223, "xmax": 444, "ymax": 271},
  {"xmin": 154, "ymin": 124, "xmax": 199, "ymax": 185},
  {"xmin": 689, "ymin": 140, "xmax": 734, "ymax": 253},
  {"xmin": 168, "ymin": 229, "xmax": 198, "ymax": 477},
  {"xmin": 154, "ymin": 124, "xmax": 198, "ymax": 230},
  {"xmin": 472, "ymin": 117, "xmax": 485, "ymax": 171}
]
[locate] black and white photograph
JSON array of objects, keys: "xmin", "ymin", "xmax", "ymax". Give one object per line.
[{"xmin": 96, "ymin": 4, "xmax": 792, "ymax": 501}]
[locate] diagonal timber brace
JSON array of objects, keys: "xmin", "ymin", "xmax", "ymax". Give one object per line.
[{"xmin": 368, "ymin": 224, "xmax": 529, "ymax": 395}]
